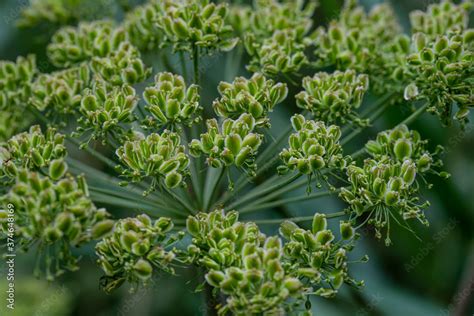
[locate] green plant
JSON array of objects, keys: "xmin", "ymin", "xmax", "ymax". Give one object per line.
[{"xmin": 1, "ymin": 0, "xmax": 473, "ymax": 315}]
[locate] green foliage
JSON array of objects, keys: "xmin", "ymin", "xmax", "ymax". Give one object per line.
[
  {"xmin": 0, "ymin": 167, "xmax": 111, "ymax": 280},
  {"xmin": 116, "ymin": 131, "xmax": 190, "ymax": 190},
  {"xmin": 189, "ymin": 114, "xmax": 263, "ymax": 174},
  {"xmin": 213, "ymin": 73, "xmax": 288, "ymax": 127},
  {"xmin": 142, "ymin": 72, "xmax": 201, "ymax": 130},
  {"xmin": 296, "ymin": 70, "xmax": 369, "ymax": 127},
  {"xmin": 96, "ymin": 214, "xmax": 182, "ymax": 292}
]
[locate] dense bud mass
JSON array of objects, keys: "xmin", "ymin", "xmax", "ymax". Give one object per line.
[
  {"xmin": 213, "ymin": 73, "xmax": 288, "ymax": 127},
  {"xmin": 116, "ymin": 131, "xmax": 189, "ymax": 190},
  {"xmin": 296, "ymin": 70, "xmax": 369, "ymax": 126},
  {"xmin": 78, "ymin": 79, "xmax": 138, "ymax": 142},
  {"xmin": 142, "ymin": 72, "xmax": 201, "ymax": 129},
  {"xmin": 404, "ymin": 30, "xmax": 474, "ymax": 125},
  {"xmin": 47, "ymin": 21, "xmax": 126, "ymax": 68},
  {"xmin": 186, "ymin": 209, "xmax": 264, "ymax": 271},
  {"xmin": 280, "ymin": 214, "xmax": 362, "ymax": 298},
  {"xmin": 156, "ymin": 0, "xmax": 238, "ymax": 53},
  {"xmin": 279, "ymin": 115, "xmax": 347, "ymax": 182},
  {"xmin": 0, "ymin": 0, "xmax": 467, "ymax": 313},
  {"xmin": 189, "ymin": 114, "xmax": 263, "ymax": 175},
  {"xmin": 0, "ymin": 167, "xmax": 111, "ymax": 280},
  {"xmin": 29, "ymin": 65, "xmax": 91, "ymax": 115},
  {"xmin": 0, "ymin": 126, "xmax": 66, "ymax": 184},
  {"xmin": 96, "ymin": 214, "xmax": 181, "ymax": 292},
  {"xmin": 311, "ymin": 0, "xmax": 406, "ymax": 93}
]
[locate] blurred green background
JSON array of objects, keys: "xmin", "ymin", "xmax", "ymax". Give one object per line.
[{"xmin": 0, "ymin": 0, "xmax": 473, "ymax": 315}]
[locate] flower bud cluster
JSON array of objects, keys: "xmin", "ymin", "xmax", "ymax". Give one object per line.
[
  {"xmin": 17, "ymin": 0, "xmax": 72, "ymax": 28},
  {"xmin": 96, "ymin": 214, "xmax": 181, "ymax": 292},
  {"xmin": 189, "ymin": 114, "xmax": 263, "ymax": 175},
  {"xmin": 0, "ymin": 111, "xmax": 28, "ymax": 142},
  {"xmin": 47, "ymin": 20, "xmax": 126, "ymax": 68},
  {"xmin": 246, "ymin": 29, "xmax": 308, "ymax": 77},
  {"xmin": 279, "ymin": 213, "xmax": 362, "ymax": 298},
  {"xmin": 142, "ymin": 72, "xmax": 201, "ymax": 130},
  {"xmin": 156, "ymin": 0, "xmax": 238, "ymax": 54},
  {"xmin": 206, "ymin": 236, "xmax": 305, "ymax": 315},
  {"xmin": 0, "ymin": 125, "xmax": 66, "ymax": 184},
  {"xmin": 213, "ymin": 73, "xmax": 288, "ymax": 127},
  {"xmin": 90, "ymin": 42, "xmax": 151, "ymax": 86},
  {"xmin": 124, "ymin": 1, "xmax": 164, "ymax": 51},
  {"xmin": 116, "ymin": 131, "xmax": 189, "ymax": 189},
  {"xmin": 311, "ymin": 0, "xmax": 406, "ymax": 93},
  {"xmin": 365, "ymin": 124, "xmax": 444, "ymax": 175},
  {"xmin": 225, "ymin": 4, "xmax": 252, "ymax": 38},
  {"xmin": 243, "ymin": 0, "xmax": 316, "ymax": 42},
  {"xmin": 340, "ymin": 157, "xmax": 431, "ymax": 246},
  {"xmin": 296, "ymin": 70, "xmax": 369, "ymax": 127},
  {"xmin": 0, "ymin": 167, "xmax": 112, "ymax": 280},
  {"xmin": 186, "ymin": 209, "xmax": 264, "ymax": 271},
  {"xmin": 279, "ymin": 115, "xmax": 347, "ymax": 179},
  {"xmin": 29, "ymin": 65, "xmax": 90, "ymax": 115},
  {"xmin": 410, "ymin": 1, "xmax": 472, "ymax": 39},
  {"xmin": 404, "ymin": 30, "xmax": 474, "ymax": 125},
  {"xmin": 78, "ymin": 80, "xmax": 138, "ymax": 142},
  {"xmin": 0, "ymin": 55, "xmax": 37, "ymax": 111}
]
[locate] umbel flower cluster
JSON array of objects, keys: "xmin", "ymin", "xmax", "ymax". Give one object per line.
[{"xmin": 0, "ymin": 0, "xmax": 472, "ymax": 314}]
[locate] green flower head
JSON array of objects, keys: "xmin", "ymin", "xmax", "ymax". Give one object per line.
[
  {"xmin": 0, "ymin": 125, "xmax": 66, "ymax": 184},
  {"xmin": 116, "ymin": 131, "xmax": 190, "ymax": 190},
  {"xmin": 189, "ymin": 114, "xmax": 263, "ymax": 175},
  {"xmin": 213, "ymin": 73, "xmax": 288, "ymax": 127},
  {"xmin": 96, "ymin": 214, "xmax": 182, "ymax": 292},
  {"xmin": 142, "ymin": 72, "xmax": 201, "ymax": 130},
  {"xmin": 0, "ymin": 167, "xmax": 111, "ymax": 280},
  {"xmin": 296, "ymin": 70, "xmax": 369, "ymax": 127}
]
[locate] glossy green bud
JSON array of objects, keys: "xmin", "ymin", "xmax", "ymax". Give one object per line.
[{"xmin": 49, "ymin": 159, "xmax": 67, "ymax": 180}]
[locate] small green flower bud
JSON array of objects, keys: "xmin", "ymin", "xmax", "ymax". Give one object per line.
[
  {"xmin": 205, "ymin": 270, "xmax": 225, "ymax": 287},
  {"xmin": 340, "ymin": 221, "xmax": 354, "ymax": 240},
  {"xmin": 384, "ymin": 191, "xmax": 399, "ymax": 206},
  {"xmin": 394, "ymin": 139, "xmax": 412, "ymax": 160},
  {"xmin": 165, "ymin": 171, "xmax": 182, "ymax": 188},
  {"xmin": 44, "ymin": 226, "xmax": 63, "ymax": 243},
  {"xmin": 284, "ymin": 277, "xmax": 302, "ymax": 294},
  {"xmin": 312, "ymin": 213, "xmax": 327, "ymax": 234},
  {"xmin": 133, "ymin": 259, "xmax": 153, "ymax": 281},
  {"xmin": 291, "ymin": 114, "xmax": 305, "ymax": 132},
  {"xmin": 91, "ymin": 220, "xmax": 114, "ymax": 239},
  {"xmin": 49, "ymin": 159, "xmax": 68, "ymax": 180}
]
